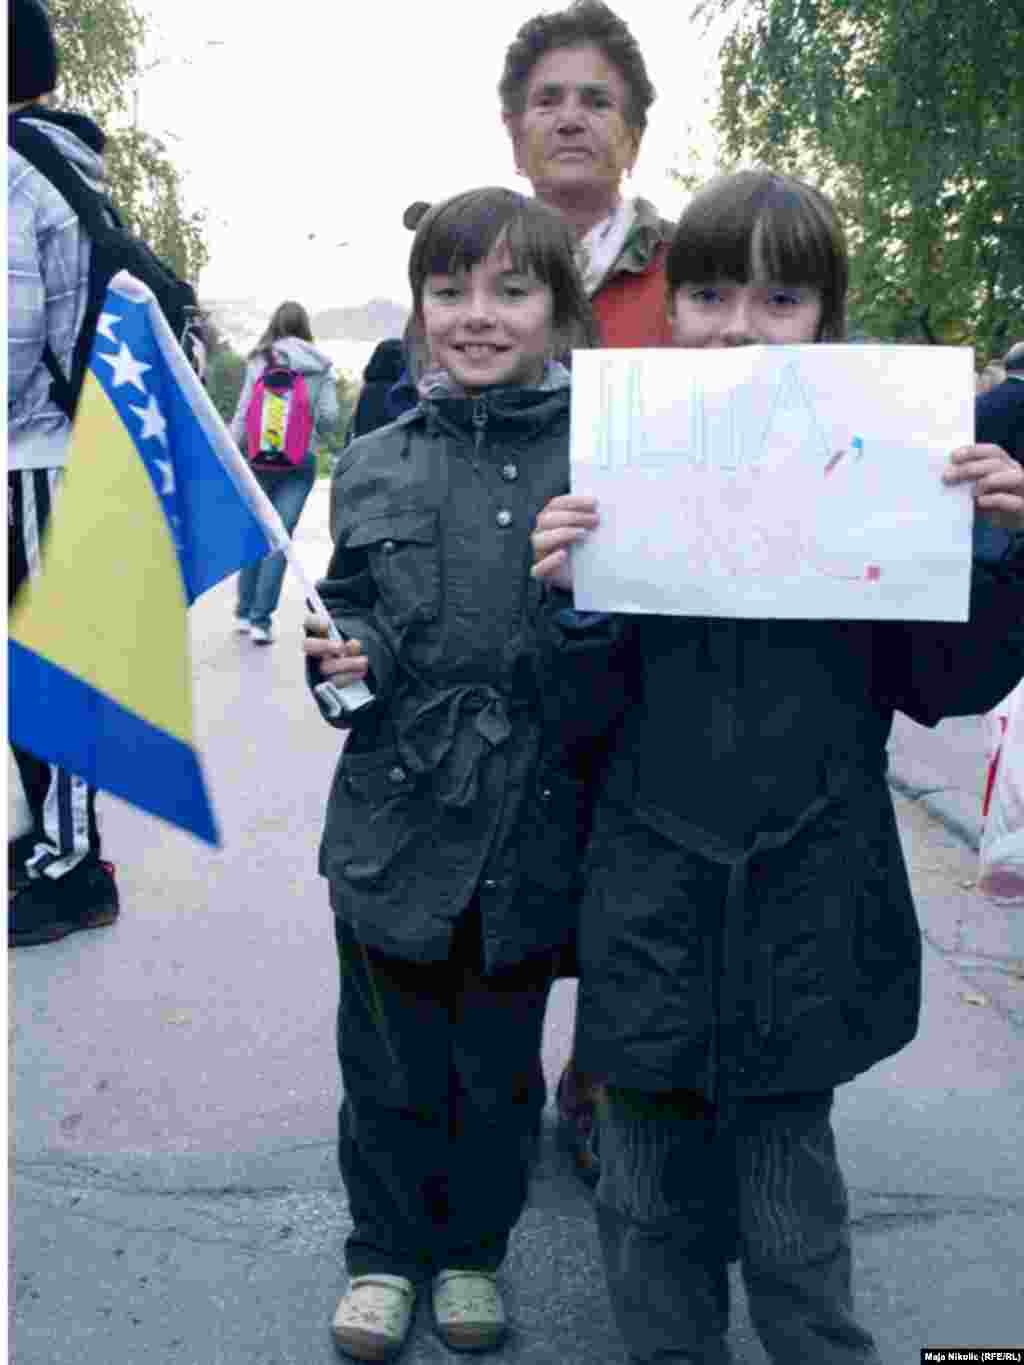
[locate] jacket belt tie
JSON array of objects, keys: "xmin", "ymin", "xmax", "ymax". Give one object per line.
[{"xmin": 396, "ymin": 684, "xmax": 514, "ymax": 808}]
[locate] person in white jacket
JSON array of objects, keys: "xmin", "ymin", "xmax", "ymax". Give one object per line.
[
  {"xmin": 229, "ymin": 301, "xmax": 339, "ymax": 643},
  {"xmin": 8, "ymin": 0, "xmax": 120, "ymax": 946}
]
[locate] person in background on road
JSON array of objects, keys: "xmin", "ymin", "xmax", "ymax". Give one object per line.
[
  {"xmin": 342, "ymin": 336, "xmax": 409, "ymax": 450},
  {"xmin": 331, "ymin": 211, "xmax": 438, "ymax": 451},
  {"xmin": 976, "ymin": 340, "xmax": 1024, "ymax": 464},
  {"xmin": 303, "ymin": 188, "xmax": 597, "ymax": 1362},
  {"xmin": 530, "ymin": 169, "xmax": 1024, "ymax": 1365},
  {"xmin": 974, "ymin": 341, "xmax": 1024, "ymax": 561},
  {"xmin": 228, "ymin": 300, "xmax": 339, "ymax": 644},
  {"xmin": 8, "ymin": 0, "xmax": 120, "ymax": 947},
  {"xmin": 497, "ymin": 0, "xmax": 676, "ymax": 1190}
]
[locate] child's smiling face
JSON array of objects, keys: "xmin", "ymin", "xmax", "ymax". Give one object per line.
[
  {"xmin": 669, "ymin": 279, "xmax": 824, "ymax": 348},
  {"xmin": 421, "ymin": 241, "xmax": 555, "ymax": 393}
]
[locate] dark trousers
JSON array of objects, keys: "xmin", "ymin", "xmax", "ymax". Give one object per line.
[
  {"xmin": 596, "ymin": 1088, "xmax": 881, "ymax": 1364},
  {"xmin": 334, "ymin": 906, "xmax": 554, "ymax": 1282},
  {"xmin": 8, "ymin": 470, "xmax": 101, "ymax": 886}
]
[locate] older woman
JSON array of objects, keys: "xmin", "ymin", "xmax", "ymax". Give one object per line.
[
  {"xmin": 395, "ymin": 1, "xmax": 672, "ymax": 392},
  {"xmin": 500, "ymin": 0, "xmax": 674, "ymax": 348}
]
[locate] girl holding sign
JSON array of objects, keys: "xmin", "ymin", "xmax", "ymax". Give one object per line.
[{"xmin": 531, "ymin": 170, "xmax": 1024, "ymax": 1365}]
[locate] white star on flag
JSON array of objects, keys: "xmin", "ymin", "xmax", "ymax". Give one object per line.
[
  {"xmin": 130, "ymin": 394, "xmax": 168, "ymax": 447},
  {"xmin": 153, "ymin": 459, "xmax": 176, "ymax": 496},
  {"xmin": 96, "ymin": 312, "xmax": 121, "ymax": 344},
  {"xmin": 99, "ymin": 342, "xmax": 151, "ymax": 393}
]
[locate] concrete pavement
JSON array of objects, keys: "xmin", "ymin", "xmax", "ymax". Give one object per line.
[
  {"xmin": 888, "ymin": 711, "xmax": 991, "ymax": 853},
  {"xmin": 10, "ymin": 481, "xmax": 1024, "ymax": 1364}
]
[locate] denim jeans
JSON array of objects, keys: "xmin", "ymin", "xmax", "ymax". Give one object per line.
[
  {"xmin": 595, "ymin": 1088, "xmax": 881, "ymax": 1364},
  {"xmin": 236, "ymin": 456, "xmax": 316, "ymax": 629}
]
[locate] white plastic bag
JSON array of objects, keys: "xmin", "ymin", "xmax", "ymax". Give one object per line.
[{"xmin": 978, "ymin": 679, "xmax": 1024, "ymax": 903}]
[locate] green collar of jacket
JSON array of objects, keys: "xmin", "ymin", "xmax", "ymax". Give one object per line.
[{"xmin": 612, "ymin": 197, "xmax": 676, "ymax": 278}]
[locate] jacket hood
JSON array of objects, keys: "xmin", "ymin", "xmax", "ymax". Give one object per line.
[
  {"xmin": 363, "ymin": 338, "xmax": 406, "ymax": 384},
  {"xmin": 411, "ymin": 375, "xmax": 571, "ymax": 447},
  {"xmin": 17, "ymin": 110, "xmax": 106, "ymax": 193},
  {"xmin": 257, "ymin": 336, "xmax": 335, "ymax": 374}
]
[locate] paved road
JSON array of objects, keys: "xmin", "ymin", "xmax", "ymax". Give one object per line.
[{"xmin": 10, "ymin": 483, "xmax": 1024, "ymax": 1363}]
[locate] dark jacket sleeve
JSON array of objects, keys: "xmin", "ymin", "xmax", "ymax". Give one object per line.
[
  {"xmin": 878, "ymin": 538, "xmax": 1024, "ymax": 724},
  {"xmin": 304, "ymin": 457, "xmax": 400, "ymax": 730},
  {"xmin": 534, "ymin": 589, "xmax": 641, "ymax": 757},
  {"xmin": 975, "ymin": 383, "xmax": 1024, "ymax": 463}
]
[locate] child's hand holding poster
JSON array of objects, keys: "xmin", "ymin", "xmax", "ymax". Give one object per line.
[{"xmin": 569, "ymin": 344, "xmax": 975, "ymax": 622}]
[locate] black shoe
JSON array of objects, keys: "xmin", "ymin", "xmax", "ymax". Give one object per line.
[
  {"xmin": 555, "ymin": 1064, "xmax": 601, "ymax": 1189},
  {"xmin": 8, "ymin": 858, "xmax": 119, "ymax": 947}
]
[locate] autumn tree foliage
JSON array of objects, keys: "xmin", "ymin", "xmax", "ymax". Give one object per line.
[
  {"xmin": 48, "ymin": 0, "xmax": 208, "ymax": 285},
  {"xmin": 697, "ymin": 0, "xmax": 1024, "ymax": 356}
]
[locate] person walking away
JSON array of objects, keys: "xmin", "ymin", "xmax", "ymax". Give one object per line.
[
  {"xmin": 530, "ymin": 169, "xmax": 1024, "ymax": 1363},
  {"xmin": 303, "ymin": 187, "xmax": 597, "ymax": 1362},
  {"xmin": 8, "ymin": 0, "xmax": 119, "ymax": 946},
  {"xmin": 229, "ymin": 301, "xmax": 339, "ymax": 643}
]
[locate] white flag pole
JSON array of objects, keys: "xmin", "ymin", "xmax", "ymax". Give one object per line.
[
  {"xmin": 128, "ymin": 272, "xmax": 374, "ymax": 716},
  {"xmin": 282, "ymin": 540, "xmax": 374, "ymax": 716}
]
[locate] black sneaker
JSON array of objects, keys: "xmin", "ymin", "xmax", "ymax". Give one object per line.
[
  {"xmin": 555, "ymin": 1063, "xmax": 601, "ymax": 1189},
  {"xmin": 8, "ymin": 858, "xmax": 119, "ymax": 947}
]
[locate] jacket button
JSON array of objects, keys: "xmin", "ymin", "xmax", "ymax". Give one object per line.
[
  {"xmin": 540, "ymin": 787, "xmax": 552, "ymax": 801},
  {"xmin": 495, "ymin": 509, "xmax": 512, "ymax": 528},
  {"xmin": 482, "ymin": 878, "xmax": 498, "ymax": 890},
  {"xmin": 501, "ymin": 463, "xmax": 518, "ymax": 481},
  {"xmin": 381, "ymin": 540, "xmax": 396, "ymax": 554},
  {"xmin": 387, "ymin": 766, "xmax": 407, "ymax": 784}
]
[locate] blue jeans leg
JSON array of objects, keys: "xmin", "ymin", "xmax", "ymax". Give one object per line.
[
  {"xmin": 236, "ymin": 558, "xmax": 259, "ymax": 621},
  {"xmin": 243, "ymin": 459, "xmax": 316, "ymax": 629}
]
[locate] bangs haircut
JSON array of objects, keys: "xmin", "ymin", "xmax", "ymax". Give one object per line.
[
  {"xmin": 409, "ymin": 187, "xmax": 598, "ymax": 351},
  {"xmin": 666, "ymin": 170, "xmax": 849, "ymax": 342}
]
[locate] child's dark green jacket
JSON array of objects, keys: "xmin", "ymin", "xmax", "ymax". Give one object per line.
[
  {"xmin": 312, "ymin": 384, "xmax": 588, "ymax": 974},
  {"xmin": 540, "ymin": 540, "xmax": 1024, "ymax": 1107}
]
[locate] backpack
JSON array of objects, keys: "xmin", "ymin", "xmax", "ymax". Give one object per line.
[
  {"xmin": 243, "ymin": 351, "xmax": 314, "ymax": 472},
  {"xmin": 8, "ymin": 111, "xmax": 202, "ymax": 419}
]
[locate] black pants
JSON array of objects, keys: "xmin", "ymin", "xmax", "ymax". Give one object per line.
[
  {"xmin": 8, "ymin": 470, "xmax": 101, "ymax": 886},
  {"xmin": 334, "ymin": 906, "xmax": 554, "ymax": 1282},
  {"xmin": 596, "ymin": 1088, "xmax": 881, "ymax": 1364}
]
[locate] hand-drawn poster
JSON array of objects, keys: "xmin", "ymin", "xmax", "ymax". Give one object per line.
[{"xmin": 569, "ymin": 345, "xmax": 975, "ymax": 621}]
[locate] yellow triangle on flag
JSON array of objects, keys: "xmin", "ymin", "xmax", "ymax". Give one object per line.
[{"xmin": 10, "ymin": 372, "xmax": 194, "ymax": 746}]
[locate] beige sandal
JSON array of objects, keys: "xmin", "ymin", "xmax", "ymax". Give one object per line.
[
  {"xmin": 331, "ymin": 1274, "xmax": 416, "ymax": 1361},
  {"xmin": 432, "ymin": 1269, "xmax": 507, "ymax": 1352}
]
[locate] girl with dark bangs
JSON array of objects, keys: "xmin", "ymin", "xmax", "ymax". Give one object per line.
[
  {"xmin": 664, "ymin": 170, "xmax": 848, "ymax": 343},
  {"xmin": 532, "ymin": 170, "xmax": 1024, "ymax": 1362},
  {"xmin": 303, "ymin": 188, "xmax": 596, "ymax": 1361}
]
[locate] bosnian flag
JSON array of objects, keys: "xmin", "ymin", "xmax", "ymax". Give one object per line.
[{"xmin": 9, "ymin": 272, "xmax": 291, "ymax": 845}]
